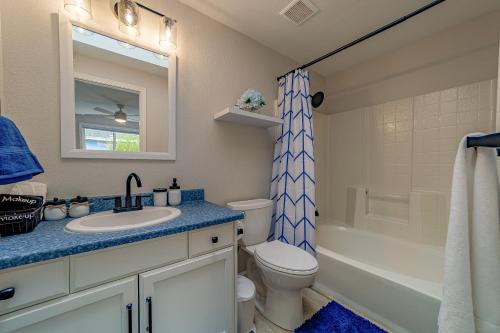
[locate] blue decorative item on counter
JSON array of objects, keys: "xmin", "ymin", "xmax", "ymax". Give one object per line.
[
  {"xmin": 237, "ymin": 89, "xmax": 266, "ymax": 112},
  {"xmin": 0, "ymin": 116, "xmax": 44, "ymax": 185}
]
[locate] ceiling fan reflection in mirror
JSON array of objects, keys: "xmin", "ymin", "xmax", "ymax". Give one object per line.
[{"xmin": 93, "ymin": 104, "xmax": 138, "ymax": 124}]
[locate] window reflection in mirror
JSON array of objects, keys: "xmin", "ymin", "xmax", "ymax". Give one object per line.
[{"xmin": 72, "ymin": 25, "xmax": 170, "ymax": 153}]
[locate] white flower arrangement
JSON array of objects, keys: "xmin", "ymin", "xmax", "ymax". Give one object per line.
[{"xmin": 237, "ymin": 89, "xmax": 266, "ymax": 112}]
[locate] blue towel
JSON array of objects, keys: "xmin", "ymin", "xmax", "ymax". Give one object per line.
[{"xmin": 0, "ymin": 116, "xmax": 44, "ymax": 185}]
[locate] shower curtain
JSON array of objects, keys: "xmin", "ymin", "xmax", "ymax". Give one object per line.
[{"xmin": 270, "ymin": 69, "xmax": 316, "ymax": 254}]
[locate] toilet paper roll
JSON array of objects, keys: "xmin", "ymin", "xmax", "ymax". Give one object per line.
[{"xmin": 236, "ymin": 220, "xmax": 244, "ymax": 240}]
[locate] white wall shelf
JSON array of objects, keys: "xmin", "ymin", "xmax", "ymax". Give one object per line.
[{"xmin": 214, "ymin": 107, "xmax": 283, "ymax": 128}]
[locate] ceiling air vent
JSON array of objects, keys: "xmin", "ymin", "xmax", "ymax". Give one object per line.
[{"xmin": 280, "ymin": 0, "xmax": 319, "ymax": 26}]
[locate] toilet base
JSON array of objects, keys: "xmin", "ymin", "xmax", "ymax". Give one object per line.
[{"xmin": 258, "ymin": 286, "xmax": 304, "ymax": 331}]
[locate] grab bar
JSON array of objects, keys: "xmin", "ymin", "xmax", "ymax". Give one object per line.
[
  {"xmin": 365, "ymin": 190, "xmax": 409, "ymax": 201},
  {"xmin": 466, "ymin": 133, "xmax": 500, "ymax": 156}
]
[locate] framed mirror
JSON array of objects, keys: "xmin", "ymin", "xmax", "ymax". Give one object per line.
[{"xmin": 59, "ymin": 13, "xmax": 176, "ymax": 160}]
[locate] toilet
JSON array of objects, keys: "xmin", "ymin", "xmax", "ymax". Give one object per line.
[{"xmin": 227, "ymin": 199, "xmax": 319, "ymax": 331}]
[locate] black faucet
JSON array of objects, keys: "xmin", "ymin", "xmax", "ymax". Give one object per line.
[
  {"xmin": 110, "ymin": 173, "xmax": 144, "ymax": 213},
  {"xmin": 125, "ymin": 173, "xmax": 142, "ymax": 207}
]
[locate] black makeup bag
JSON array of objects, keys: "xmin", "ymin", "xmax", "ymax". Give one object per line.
[{"xmin": 0, "ymin": 194, "xmax": 44, "ymax": 236}]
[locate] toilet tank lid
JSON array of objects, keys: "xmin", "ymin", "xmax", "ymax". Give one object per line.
[{"xmin": 227, "ymin": 199, "xmax": 273, "ymax": 211}]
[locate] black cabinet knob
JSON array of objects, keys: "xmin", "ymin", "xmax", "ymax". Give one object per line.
[
  {"xmin": 211, "ymin": 236, "xmax": 219, "ymax": 244},
  {"xmin": 237, "ymin": 228, "xmax": 244, "ymax": 235},
  {"xmin": 0, "ymin": 287, "xmax": 15, "ymax": 300}
]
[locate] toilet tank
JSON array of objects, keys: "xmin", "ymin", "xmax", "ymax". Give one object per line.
[{"xmin": 227, "ymin": 199, "xmax": 273, "ymax": 246}]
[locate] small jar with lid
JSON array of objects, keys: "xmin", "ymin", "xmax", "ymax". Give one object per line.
[
  {"xmin": 69, "ymin": 196, "xmax": 91, "ymax": 218},
  {"xmin": 43, "ymin": 198, "xmax": 67, "ymax": 221},
  {"xmin": 153, "ymin": 188, "xmax": 168, "ymax": 207}
]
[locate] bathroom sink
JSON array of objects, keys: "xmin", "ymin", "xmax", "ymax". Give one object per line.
[{"xmin": 65, "ymin": 207, "xmax": 181, "ymax": 233}]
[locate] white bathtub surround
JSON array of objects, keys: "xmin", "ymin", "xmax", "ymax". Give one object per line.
[
  {"xmin": 350, "ymin": 186, "xmax": 448, "ymax": 243},
  {"xmin": 324, "ymin": 80, "xmax": 496, "ymax": 246},
  {"xmin": 314, "ymin": 225, "xmax": 443, "ymax": 333},
  {"xmin": 270, "ymin": 69, "xmax": 316, "ymax": 254},
  {"xmin": 438, "ymin": 135, "xmax": 500, "ymax": 333}
]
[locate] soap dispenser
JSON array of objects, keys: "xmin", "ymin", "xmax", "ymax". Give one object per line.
[{"xmin": 168, "ymin": 178, "xmax": 181, "ymax": 206}]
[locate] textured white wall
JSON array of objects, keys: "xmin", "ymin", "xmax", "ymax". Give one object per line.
[{"xmin": 0, "ymin": 0, "xmax": 325, "ymax": 203}]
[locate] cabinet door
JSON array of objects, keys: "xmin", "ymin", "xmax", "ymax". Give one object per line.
[
  {"xmin": 139, "ymin": 247, "xmax": 234, "ymax": 333},
  {"xmin": 0, "ymin": 276, "xmax": 138, "ymax": 333}
]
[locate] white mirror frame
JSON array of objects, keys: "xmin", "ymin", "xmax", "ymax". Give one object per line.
[{"xmin": 58, "ymin": 11, "xmax": 176, "ymax": 160}]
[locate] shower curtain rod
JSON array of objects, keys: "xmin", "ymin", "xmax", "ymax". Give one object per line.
[
  {"xmin": 276, "ymin": 0, "xmax": 447, "ymax": 81},
  {"xmin": 467, "ymin": 133, "xmax": 500, "ymax": 156}
]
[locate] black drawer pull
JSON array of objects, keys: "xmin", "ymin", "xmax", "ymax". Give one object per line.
[
  {"xmin": 211, "ymin": 236, "xmax": 219, "ymax": 244},
  {"xmin": 0, "ymin": 287, "xmax": 15, "ymax": 300},
  {"xmin": 126, "ymin": 303, "xmax": 132, "ymax": 333},
  {"xmin": 237, "ymin": 228, "xmax": 244, "ymax": 235},
  {"xmin": 146, "ymin": 296, "xmax": 152, "ymax": 332}
]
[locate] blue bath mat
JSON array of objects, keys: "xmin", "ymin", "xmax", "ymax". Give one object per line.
[{"xmin": 295, "ymin": 300, "xmax": 387, "ymax": 333}]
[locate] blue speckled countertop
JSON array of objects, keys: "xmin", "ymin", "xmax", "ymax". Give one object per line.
[{"xmin": 0, "ymin": 192, "xmax": 243, "ymax": 270}]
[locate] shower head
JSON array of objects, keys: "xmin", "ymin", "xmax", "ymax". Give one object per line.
[{"xmin": 310, "ymin": 91, "xmax": 324, "ymax": 108}]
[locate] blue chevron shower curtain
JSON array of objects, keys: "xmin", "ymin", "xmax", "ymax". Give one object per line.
[{"xmin": 270, "ymin": 69, "xmax": 316, "ymax": 254}]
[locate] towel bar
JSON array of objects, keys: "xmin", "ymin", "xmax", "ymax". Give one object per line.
[{"xmin": 466, "ymin": 133, "xmax": 500, "ymax": 156}]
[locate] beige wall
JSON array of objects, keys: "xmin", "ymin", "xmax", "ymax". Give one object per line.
[
  {"xmin": 0, "ymin": 0, "xmax": 325, "ymax": 203},
  {"xmin": 326, "ymin": 11, "xmax": 500, "ymax": 113}
]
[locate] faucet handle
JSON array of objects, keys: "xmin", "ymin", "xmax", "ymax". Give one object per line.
[
  {"xmin": 135, "ymin": 195, "xmax": 143, "ymax": 208},
  {"xmin": 104, "ymin": 196, "xmax": 122, "ymax": 209}
]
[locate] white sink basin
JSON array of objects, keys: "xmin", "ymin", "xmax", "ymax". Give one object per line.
[{"xmin": 65, "ymin": 206, "xmax": 181, "ymax": 233}]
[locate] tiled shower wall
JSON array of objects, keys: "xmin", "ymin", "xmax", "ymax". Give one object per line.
[{"xmin": 324, "ymin": 79, "xmax": 497, "ymax": 246}]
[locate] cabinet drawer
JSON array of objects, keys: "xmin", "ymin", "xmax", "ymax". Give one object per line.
[
  {"xmin": 0, "ymin": 258, "xmax": 69, "ymax": 315},
  {"xmin": 70, "ymin": 233, "xmax": 187, "ymax": 292},
  {"xmin": 189, "ymin": 223, "xmax": 234, "ymax": 257}
]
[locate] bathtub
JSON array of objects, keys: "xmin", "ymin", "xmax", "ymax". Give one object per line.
[{"xmin": 313, "ymin": 224, "xmax": 444, "ymax": 333}]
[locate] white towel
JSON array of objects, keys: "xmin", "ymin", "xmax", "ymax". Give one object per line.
[{"xmin": 438, "ymin": 135, "xmax": 500, "ymax": 333}]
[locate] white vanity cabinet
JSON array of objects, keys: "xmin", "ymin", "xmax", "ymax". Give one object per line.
[
  {"xmin": 0, "ymin": 222, "xmax": 236, "ymax": 333},
  {"xmin": 0, "ymin": 276, "xmax": 138, "ymax": 333},
  {"xmin": 139, "ymin": 247, "xmax": 234, "ymax": 333}
]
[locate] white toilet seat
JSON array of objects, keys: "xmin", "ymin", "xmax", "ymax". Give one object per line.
[{"xmin": 254, "ymin": 240, "xmax": 318, "ymax": 276}]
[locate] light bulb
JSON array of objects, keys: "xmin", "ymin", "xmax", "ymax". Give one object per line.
[
  {"xmin": 125, "ymin": 13, "xmax": 133, "ymax": 24},
  {"xmin": 159, "ymin": 17, "xmax": 177, "ymax": 51},
  {"xmin": 117, "ymin": 0, "xmax": 140, "ymax": 37}
]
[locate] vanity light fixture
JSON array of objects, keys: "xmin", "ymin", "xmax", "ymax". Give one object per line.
[
  {"xmin": 64, "ymin": 0, "xmax": 93, "ymax": 20},
  {"xmin": 117, "ymin": 0, "xmax": 141, "ymax": 37},
  {"xmin": 112, "ymin": 0, "xmax": 178, "ymax": 52},
  {"xmin": 159, "ymin": 16, "xmax": 177, "ymax": 51}
]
